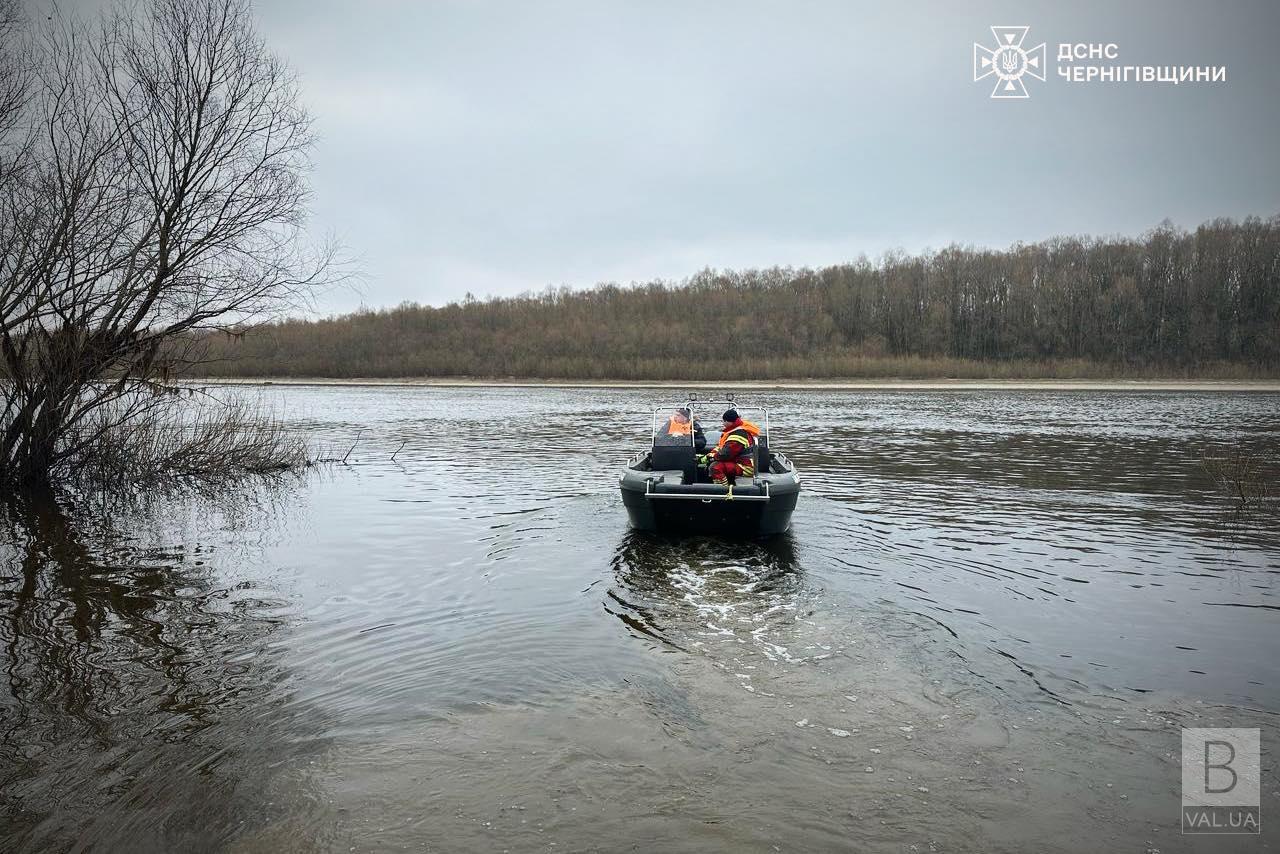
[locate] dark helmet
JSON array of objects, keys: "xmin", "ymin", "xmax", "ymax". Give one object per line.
[{"xmin": 721, "ymin": 408, "xmax": 739, "ymax": 422}]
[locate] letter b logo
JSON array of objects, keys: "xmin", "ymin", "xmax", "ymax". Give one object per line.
[
  {"xmin": 1182, "ymin": 728, "xmax": 1260, "ymax": 834},
  {"xmin": 1203, "ymin": 740, "xmax": 1237, "ymax": 794}
]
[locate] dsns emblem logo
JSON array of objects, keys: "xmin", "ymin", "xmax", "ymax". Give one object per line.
[{"xmin": 973, "ymin": 26, "xmax": 1046, "ymax": 99}]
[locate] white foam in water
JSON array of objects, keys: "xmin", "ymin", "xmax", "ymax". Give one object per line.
[{"xmin": 611, "ymin": 544, "xmax": 824, "ymax": 686}]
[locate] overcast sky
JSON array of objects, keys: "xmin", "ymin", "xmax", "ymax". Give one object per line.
[{"xmin": 49, "ymin": 1, "xmax": 1280, "ymax": 313}]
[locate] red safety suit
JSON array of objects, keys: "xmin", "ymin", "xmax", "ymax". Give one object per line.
[{"xmin": 708, "ymin": 418, "xmax": 760, "ymax": 485}]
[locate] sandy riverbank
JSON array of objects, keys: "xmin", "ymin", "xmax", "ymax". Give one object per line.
[{"xmin": 192, "ymin": 376, "xmax": 1280, "ymax": 392}]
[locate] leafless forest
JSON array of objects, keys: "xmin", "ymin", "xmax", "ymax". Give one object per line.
[{"xmin": 198, "ymin": 216, "xmax": 1279, "ymax": 380}]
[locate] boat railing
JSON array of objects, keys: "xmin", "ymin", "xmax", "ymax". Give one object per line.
[
  {"xmin": 647, "ymin": 401, "xmax": 772, "ymax": 449},
  {"xmin": 644, "ymin": 478, "xmax": 772, "ymax": 503}
]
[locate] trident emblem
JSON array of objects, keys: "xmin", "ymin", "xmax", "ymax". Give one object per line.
[{"xmin": 974, "ymin": 26, "xmax": 1046, "ymax": 99}]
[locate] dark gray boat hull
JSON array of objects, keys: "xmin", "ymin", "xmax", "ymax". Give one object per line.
[{"xmin": 618, "ymin": 458, "xmax": 800, "ymax": 536}]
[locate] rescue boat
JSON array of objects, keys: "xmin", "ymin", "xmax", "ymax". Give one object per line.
[{"xmin": 618, "ymin": 398, "xmax": 801, "ymax": 536}]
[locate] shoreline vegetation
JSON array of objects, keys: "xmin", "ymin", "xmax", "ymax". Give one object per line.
[
  {"xmin": 195, "ymin": 376, "xmax": 1280, "ymax": 391},
  {"xmin": 196, "ymin": 215, "xmax": 1280, "ymax": 383}
]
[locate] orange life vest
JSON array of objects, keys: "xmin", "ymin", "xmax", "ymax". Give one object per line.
[
  {"xmin": 714, "ymin": 419, "xmax": 760, "ymax": 451},
  {"xmin": 665, "ymin": 416, "xmax": 692, "ymax": 436}
]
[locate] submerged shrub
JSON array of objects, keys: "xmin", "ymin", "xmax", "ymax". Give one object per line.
[{"xmin": 60, "ymin": 393, "xmax": 309, "ymax": 491}]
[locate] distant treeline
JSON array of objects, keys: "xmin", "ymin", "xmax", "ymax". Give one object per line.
[{"xmin": 197, "ymin": 216, "xmax": 1280, "ymax": 380}]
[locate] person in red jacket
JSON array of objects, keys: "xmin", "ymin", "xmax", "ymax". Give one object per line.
[{"xmin": 700, "ymin": 408, "xmax": 761, "ymax": 485}]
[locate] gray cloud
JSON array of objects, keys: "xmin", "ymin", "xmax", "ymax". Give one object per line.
[{"xmin": 76, "ymin": 0, "xmax": 1280, "ymax": 311}]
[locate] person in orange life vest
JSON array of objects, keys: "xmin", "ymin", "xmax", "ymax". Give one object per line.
[
  {"xmin": 700, "ymin": 408, "xmax": 760, "ymax": 485},
  {"xmin": 657, "ymin": 406, "xmax": 706, "ymax": 452}
]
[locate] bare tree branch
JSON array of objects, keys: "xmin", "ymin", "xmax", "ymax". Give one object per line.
[{"xmin": 0, "ymin": 0, "xmax": 333, "ymax": 490}]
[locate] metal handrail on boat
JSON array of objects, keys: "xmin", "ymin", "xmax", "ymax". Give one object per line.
[{"xmin": 644, "ymin": 479, "xmax": 771, "ymax": 502}]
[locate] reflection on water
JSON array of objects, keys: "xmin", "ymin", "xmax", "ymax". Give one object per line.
[
  {"xmin": 1, "ymin": 386, "xmax": 1278, "ymax": 851},
  {"xmin": 0, "ymin": 491, "xmax": 328, "ymax": 852}
]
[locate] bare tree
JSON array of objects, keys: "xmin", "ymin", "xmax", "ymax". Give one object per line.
[
  {"xmin": 0, "ymin": 0, "xmax": 330, "ymax": 489},
  {"xmin": 0, "ymin": 0, "xmax": 29, "ymax": 164}
]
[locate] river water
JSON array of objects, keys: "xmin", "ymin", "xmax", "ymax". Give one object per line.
[{"xmin": 1, "ymin": 386, "xmax": 1277, "ymax": 853}]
